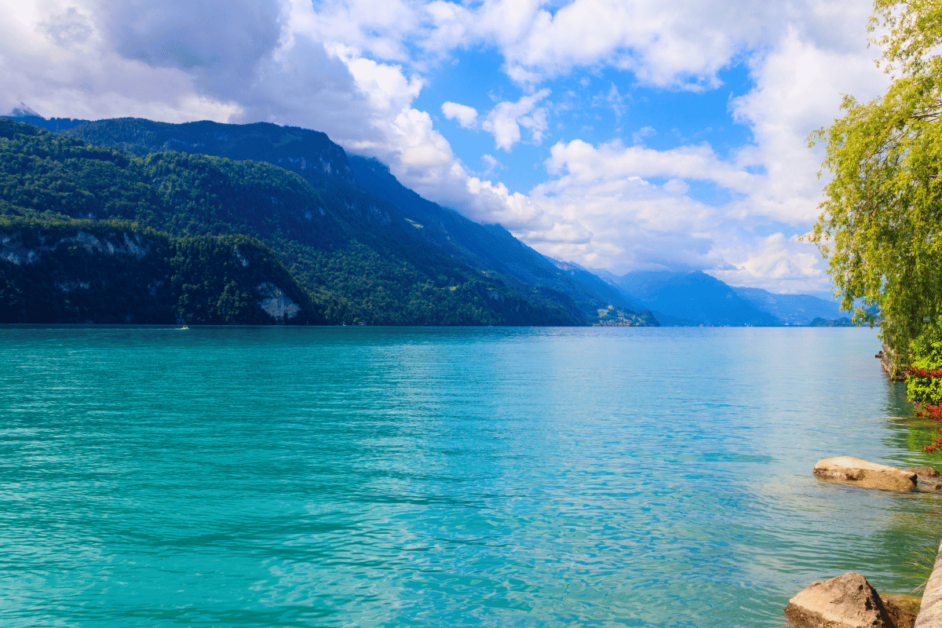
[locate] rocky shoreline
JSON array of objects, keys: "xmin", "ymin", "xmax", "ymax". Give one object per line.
[{"xmin": 785, "ymin": 457, "xmax": 941, "ymax": 627}]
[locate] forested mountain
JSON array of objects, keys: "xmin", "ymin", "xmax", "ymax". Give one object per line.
[
  {"xmin": 5, "ymin": 113, "xmax": 839, "ymax": 328},
  {"xmin": 346, "ymin": 157, "xmax": 658, "ymax": 326},
  {"xmin": 0, "ymin": 214, "xmax": 321, "ymax": 324},
  {"xmin": 549, "ymin": 259, "xmax": 652, "ymax": 325},
  {"xmin": 0, "ymin": 118, "xmax": 604, "ymax": 325},
  {"xmin": 52, "ymin": 116, "xmax": 656, "ymax": 326}
]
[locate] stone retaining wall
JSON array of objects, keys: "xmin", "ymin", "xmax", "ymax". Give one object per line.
[
  {"xmin": 881, "ymin": 342, "xmax": 907, "ymax": 382},
  {"xmin": 915, "ymin": 539, "xmax": 942, "ymax": 627}
]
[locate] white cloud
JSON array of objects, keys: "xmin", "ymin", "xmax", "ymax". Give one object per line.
[
  {"xmin": 481, "ymin": 88, "xmax": 550, "ymax": 151},
  {"xmin": 441, "ymin": 101, "xmax": 478, "ymax": 128},
  {"xmin": 708, "ymin": 233, "xmax": 831, "ymax": 296},
  {"xmin": 663, "ymin": 179, "xmax": 689, "ymax": 196},
  {"xmin": 481, "ymin": 153, "xmax": 501, "ymax": 175},
  {"xmin": 594, "ymin": 83, "xmax": 627, "ymax": 119},
  {"xmin": 632, "ymin": 126, "xmax": 656, "ymax": 145},
  {"xmin": 726, "ymin": 28, "xmax": 890, "ymax": 225},
  {"xmin": 0, "ymin": 0, "xmax": 896, "ymax": 294}
]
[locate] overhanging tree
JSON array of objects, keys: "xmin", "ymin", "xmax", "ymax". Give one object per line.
[{"xmin": 811, "ymin": 0, "xmax": 942, "ymax": 355}]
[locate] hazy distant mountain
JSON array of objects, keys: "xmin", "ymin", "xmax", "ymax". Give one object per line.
[
  {"xmin": 605, "ymin": 270, "xmax": 782, "ymax": 326},
  {"xmin": 731, "ymin": 287, "xmax": 843, "ymax": 326},
  {"xmin": 549, "ymin": 260, "xmax": 657, "ymax": 325},
  {"xmin": 612, "ymin": 271, "xmax": 782, "ymax": 326},
  {"xmin": 589, "ymin": 269, "xmax": 850, "ymax": 326},
  {"xmin": 809, "ymin": 317, "xmax": 857, "ymax": 327}
]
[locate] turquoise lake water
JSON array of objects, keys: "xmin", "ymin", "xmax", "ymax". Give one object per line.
[{"xmin": 1, "ymin": 326, "xmax": 940, "ymax": 627}]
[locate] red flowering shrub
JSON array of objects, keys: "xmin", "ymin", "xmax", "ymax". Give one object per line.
[{"xmin": 908, "ymin": 365, "xmax": 942, "ymax": 453}]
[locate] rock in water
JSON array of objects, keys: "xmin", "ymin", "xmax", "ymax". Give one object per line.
[
  {"xmin": 784, "ymin": 572, "xmax": 896, "ymax": 628},
  {"xmin": 813, "ymin": 457, "xmax": 917, "ymax": 492},
  {"xmin": 906, "ymin": 466, "xmax": 940, "ymax": 478}
]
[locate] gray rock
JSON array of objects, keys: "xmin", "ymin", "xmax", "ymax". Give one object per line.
[
  {"xmin": 907, "ymin": 467, "xmax": 940, "ymax": 478},
  {"xmin": 814, "ymin": 457, "xmax": 917, "ymax": 492},
  {"xmin": 784, "ymin": 572, "xmax": 896, "ymax": 628}
]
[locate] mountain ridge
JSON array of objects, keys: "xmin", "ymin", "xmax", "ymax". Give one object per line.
[
  {"xmin": 50, "ymin": 115, "xmax": 657, "ymax": 326},
  {"xmin": 0, "ymin": 116, "xmax": 655, "ymax": 325},
  {"xmin": 2, "ymin": 112, "xmax": 843, "ymax": 328}
]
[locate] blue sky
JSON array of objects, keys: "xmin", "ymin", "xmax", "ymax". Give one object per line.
[
  {"xmin": 420, "ymin": 57, "xmax": 757, "ymax": 198},
  {"xmin": 0, "ymin": 0, "xmax": 892, "ymax": 296}
]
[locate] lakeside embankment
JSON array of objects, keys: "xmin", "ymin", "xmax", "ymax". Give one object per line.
[{"xmin": 783, "ymin": 342, "xmax": 942, "ymax": 627}]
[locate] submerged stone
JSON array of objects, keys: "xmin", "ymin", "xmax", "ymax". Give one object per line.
[{"xmin": 813, "ymin": 457, "xmax": 917, "ymax": 492}]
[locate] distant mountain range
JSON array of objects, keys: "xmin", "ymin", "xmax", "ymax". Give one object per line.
[
  {"xmin": 730, "ymin": 286, "xmax": 844, "ymax": 325},
  {"xmin": 564, "ymin": 265, "xmax": 845, "ymax": 327},
  {"xmin": 1, "ymin": 112, "xmax": 848, "ymax": 327},
  {"xmin": 595, "ymin": 269, "xmax": 845, "ymax": 326}
]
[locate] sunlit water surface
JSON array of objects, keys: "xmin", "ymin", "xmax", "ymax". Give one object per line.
[{"xmin": 1, "ymin": 326, "xmax": 940, "ymax": 627}]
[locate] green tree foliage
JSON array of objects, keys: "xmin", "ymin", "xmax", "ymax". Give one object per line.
[
  {"xmin": 810, "ymin": 0, "xmax": 942, "ymax": 354},
  {"xmin": 907, "ymin": 336, "xmax": 942, "ymax": 403}
]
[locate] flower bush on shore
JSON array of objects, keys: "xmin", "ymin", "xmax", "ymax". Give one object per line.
[{"xmin": 907, "ymin": 331, "xmax": 942, "ymax": 453}]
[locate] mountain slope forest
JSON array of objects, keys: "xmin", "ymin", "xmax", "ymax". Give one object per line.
[
  {"xmin": 55, "ymin": 116, "xmax": 657, "ymax": 326},
  {"xmin": 3, "ymin": 113, "xmax": 845, "ymax": 328},
  {"xmin": 1, "ymin": 117, "xmax": 640, "ymax": 326},
  {"xmin": 0, "ymin": 118, "xmax": 657, "ymax": 325}
]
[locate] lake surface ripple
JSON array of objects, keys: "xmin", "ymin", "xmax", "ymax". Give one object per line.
[{"xmin": 1, "ymin": 327, "xmax": 939, "ymax": 627}]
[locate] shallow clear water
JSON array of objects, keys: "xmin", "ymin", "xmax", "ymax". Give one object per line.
[{"xmin": 1, "ymin": 326, "xmax": 939, "ymax": 627}]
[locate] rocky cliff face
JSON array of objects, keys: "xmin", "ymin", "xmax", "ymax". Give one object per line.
[
  {"xmin": 1, "ymin": 230, "xmax": 149, "ymax": 265},
  {"xmin": 0, "ymin": 220, "xmax": 322, "ymax": 325}
]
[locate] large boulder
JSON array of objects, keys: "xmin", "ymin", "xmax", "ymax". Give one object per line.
[
  {"xmin": 784, "ymin": 572, "xmax": 897, "ymax": 628},
  {"xmin": 813, "ymin": 457, "xmax": 917, "ymax": 492}
]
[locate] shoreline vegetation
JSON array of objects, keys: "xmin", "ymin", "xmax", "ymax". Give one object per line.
[{"xmin": 791, "ymin": 1, "xmax": 942, "ymax": 622}]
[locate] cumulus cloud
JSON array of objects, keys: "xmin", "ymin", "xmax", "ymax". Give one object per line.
[
  {"xmin": 481, "ymin": 89, "xmax": 550, "ymax": 151},
  {"xmin": 441, "ymin": 101, "xmax": 478, "ymax": 128},
  {"xmin": 545, "ymin": 139, "xmax": 760, "ymax": 196},
  {"xmin": 0, "ymin": 0, "xmax": 894, "ymax": 294},
  {"xmin": 709, "ymin": 233, "xmax": 831, "ymax": 296},
  {"xmin": 93, "ymin": 0, "xmax": 284, "ymax": 76}
]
